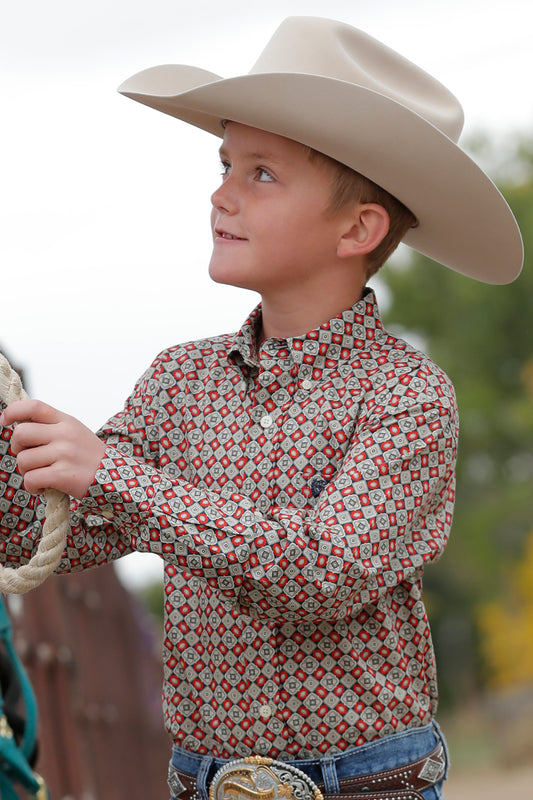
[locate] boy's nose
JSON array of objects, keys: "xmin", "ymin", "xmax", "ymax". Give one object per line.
[{"xmin": 211, "ymin": 178, "xmax": 238, "ymax": 214}]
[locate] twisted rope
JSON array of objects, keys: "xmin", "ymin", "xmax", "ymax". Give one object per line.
[{"xmin": 0, "ymin": 354, "xmax": 69, "ymax": 593}]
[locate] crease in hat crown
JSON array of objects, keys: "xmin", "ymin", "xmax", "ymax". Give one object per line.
[
  {"xmin": 117, "ymin": 15, "xmax": 523, "ymax": 285},
  {"xmin": 247, "ymin": 17, "xmax": 465, "ymax": 143}
]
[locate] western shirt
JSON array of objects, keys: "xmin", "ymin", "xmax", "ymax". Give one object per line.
[{"xmin": 0, "ymin": 288, "xmax": 458, "ymax": 760}]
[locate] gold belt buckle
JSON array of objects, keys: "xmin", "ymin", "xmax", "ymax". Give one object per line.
[{"xmin": 209, "ymin": 755, "xmax": 324, "ymax": 800}]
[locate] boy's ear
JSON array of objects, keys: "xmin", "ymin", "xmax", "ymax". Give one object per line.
[{"xmin": 337, "ymin": 203, "xmax": 390, "ymax": 259}]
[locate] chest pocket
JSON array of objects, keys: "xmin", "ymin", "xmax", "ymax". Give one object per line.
[{"xmin": 274, "ymin": 369, "xmax": 364, "ymax": 503}]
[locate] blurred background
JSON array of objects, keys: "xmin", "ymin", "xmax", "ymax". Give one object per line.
[{"xmin": 1, "ymin": 1, "xmax": 532, "ymax": 797}]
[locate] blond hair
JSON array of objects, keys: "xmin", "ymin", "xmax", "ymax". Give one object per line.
[{"xmin": 306, "ymin": 148, "xmax": 417, "ymax": 279}]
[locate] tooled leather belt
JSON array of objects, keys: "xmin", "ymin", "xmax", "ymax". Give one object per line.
[{"xmin": 201, "ymin": 740, "xmax": 447, "ymax": 800}]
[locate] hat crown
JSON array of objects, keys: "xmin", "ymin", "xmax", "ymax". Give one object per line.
[{"xmin": 250, "ymin": 17, "xmax": 464, "ymax": 143}]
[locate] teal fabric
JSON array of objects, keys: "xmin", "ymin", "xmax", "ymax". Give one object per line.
[{"xmin": 0, "ymin": 597, "xmax": 45, "ymax": 797}]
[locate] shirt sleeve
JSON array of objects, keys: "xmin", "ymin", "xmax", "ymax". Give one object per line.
[
  {"xmin": 0, "ymin": 421, "xmax": 133, "ymax": 574},
  {"xmin": 78, "ymin": 354, "xmax": 458, "ymax": 624}
]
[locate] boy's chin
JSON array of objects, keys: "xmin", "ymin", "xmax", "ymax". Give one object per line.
[{"xmin": 208, "ymin": 261, "xmax": 259, "ymax": 293}]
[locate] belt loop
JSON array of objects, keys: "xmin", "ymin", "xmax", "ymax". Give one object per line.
[
  {"xmin": 320, "ymin": 754, "xmax": 339, "ymax": 794},
  {"xmin": 197, "ymin": 756, "xmax": 214, "ymax": 800}
]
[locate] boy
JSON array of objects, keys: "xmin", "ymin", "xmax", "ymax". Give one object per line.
[{"xmin": 0, "ymin": 16, "xmax": 523, "ymax": 800}]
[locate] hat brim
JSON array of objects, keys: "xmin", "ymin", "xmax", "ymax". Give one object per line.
[{"xmin": 118, "ymin": 67, "xmax": 523, "ymax": 284}]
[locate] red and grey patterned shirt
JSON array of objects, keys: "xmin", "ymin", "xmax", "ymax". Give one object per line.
[{"xmin": 0, "ymin": 289, "xmax": 458, "ymax": 760}]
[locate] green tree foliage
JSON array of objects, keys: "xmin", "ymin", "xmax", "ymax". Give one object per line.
[{"xmin": 380, "ymin": 136, "xmax": 533, "ymax": 705}]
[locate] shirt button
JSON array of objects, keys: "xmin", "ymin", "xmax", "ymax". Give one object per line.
[
  {"xmin": 260, "ymin": 414, "xmax": 273, "ymax": 429},
  {"xmin": 301, "ymin": 379, "xmax": 313, "ymax": 390},
  {"xmin": 259, "ymin": 704, "xmax": 273, "ymax": 720}
]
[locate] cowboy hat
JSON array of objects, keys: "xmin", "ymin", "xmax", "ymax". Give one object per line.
[{"xmin": 118, "ymin": 16, "xmax": 523, "ymax": 284}]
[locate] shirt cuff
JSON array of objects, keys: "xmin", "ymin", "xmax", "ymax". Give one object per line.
[{"xmin": 77, "ymin": 444, "xmax": 162, "ymax": 528}]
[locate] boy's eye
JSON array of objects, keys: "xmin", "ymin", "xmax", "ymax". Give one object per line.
[
  {"xmin": 256, "ymin": 167, "xmax": 274, "ymax": 182},
  {"xmin": 218, "ymin": 162, "xmax": 273, "ymax": 182}
]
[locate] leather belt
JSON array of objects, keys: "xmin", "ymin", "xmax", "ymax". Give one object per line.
[
  {"xmin": 169, "ymin": 740, "xmax": 446, "ymax": 800},
  {"xmin": 321, "ymin": 742, "xmax": 446, "ymax": 798}
]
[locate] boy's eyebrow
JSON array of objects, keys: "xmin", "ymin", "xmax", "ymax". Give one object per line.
[{"xmin": 218, "ymin": 146, "xmax": 284, "ymax": 164}]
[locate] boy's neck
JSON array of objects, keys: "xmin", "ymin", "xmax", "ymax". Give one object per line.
[{"xmin": 258, "ymin": 282, "xmax": 366, "ymax": 347}]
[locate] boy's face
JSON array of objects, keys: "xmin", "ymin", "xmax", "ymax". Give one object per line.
[{"xmin": 209, "ymin": 123, "xmax": 352, "ymax": 300}]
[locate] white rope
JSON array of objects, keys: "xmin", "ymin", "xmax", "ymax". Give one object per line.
[{"xmin": 0, "ymin": 353, "xmax": 70, "ymax": 593}]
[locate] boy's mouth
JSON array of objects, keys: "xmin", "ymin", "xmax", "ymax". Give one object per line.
[{"xmin": 214, "ymin": 227, "xmax": 246, "ymax": 241}]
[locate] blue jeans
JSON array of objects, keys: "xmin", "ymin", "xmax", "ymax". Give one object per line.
[{"xmin": 169, "ymin": 720, "xmax": 449, "ymax": 800}]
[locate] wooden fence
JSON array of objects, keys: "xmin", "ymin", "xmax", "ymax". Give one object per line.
[{"xmin": 8, "ymin": 564, "xmax": 170, "ymax": 799}]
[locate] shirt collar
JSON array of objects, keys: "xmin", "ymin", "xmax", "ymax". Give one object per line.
[{"xmin": 228, "ymin": 288, "xmax": 383, "ymax": 375}]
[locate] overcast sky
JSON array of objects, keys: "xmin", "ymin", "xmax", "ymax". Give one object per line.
[{"xmin": 1, "ymin": 0, "xmax": 531, "ymax": 586}]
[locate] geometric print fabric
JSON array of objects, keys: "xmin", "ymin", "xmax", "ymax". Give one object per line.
[{"xmin": 0, "ymin": 289, "xmax": 458, "ymax": 760}]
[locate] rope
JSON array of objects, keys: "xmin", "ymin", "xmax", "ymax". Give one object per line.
[{"xmin": 0, "ymin": 354, "xmax": 69, "ymax": 594}]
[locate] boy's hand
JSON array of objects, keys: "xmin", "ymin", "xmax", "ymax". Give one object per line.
[{"xmin": 0, "ymin": 400, "xmax": 106, "ymax": 499}]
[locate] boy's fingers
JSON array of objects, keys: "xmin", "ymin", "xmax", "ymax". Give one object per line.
[
  {"xmin": 18, "ymin": 465, "xmax": 51, "ymax": 496},
  {"xmin": 9, "ymin": 422, "xmax": 54, "ymax": 456},
  {"xmin": 15, "ymin": 442, "xmax": 55, "ymax": 475},
  {"xmin": 0, "ymin": 397, "xmax": 104, "ymax": 498},
  {"xmin": 1, "ymin": 399, "xmax": 63, "ymax": 427}
]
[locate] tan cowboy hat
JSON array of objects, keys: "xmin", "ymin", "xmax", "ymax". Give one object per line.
[{"xmin": 118, "ymin": 16, "xmax": 523, "ymax": 284}]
